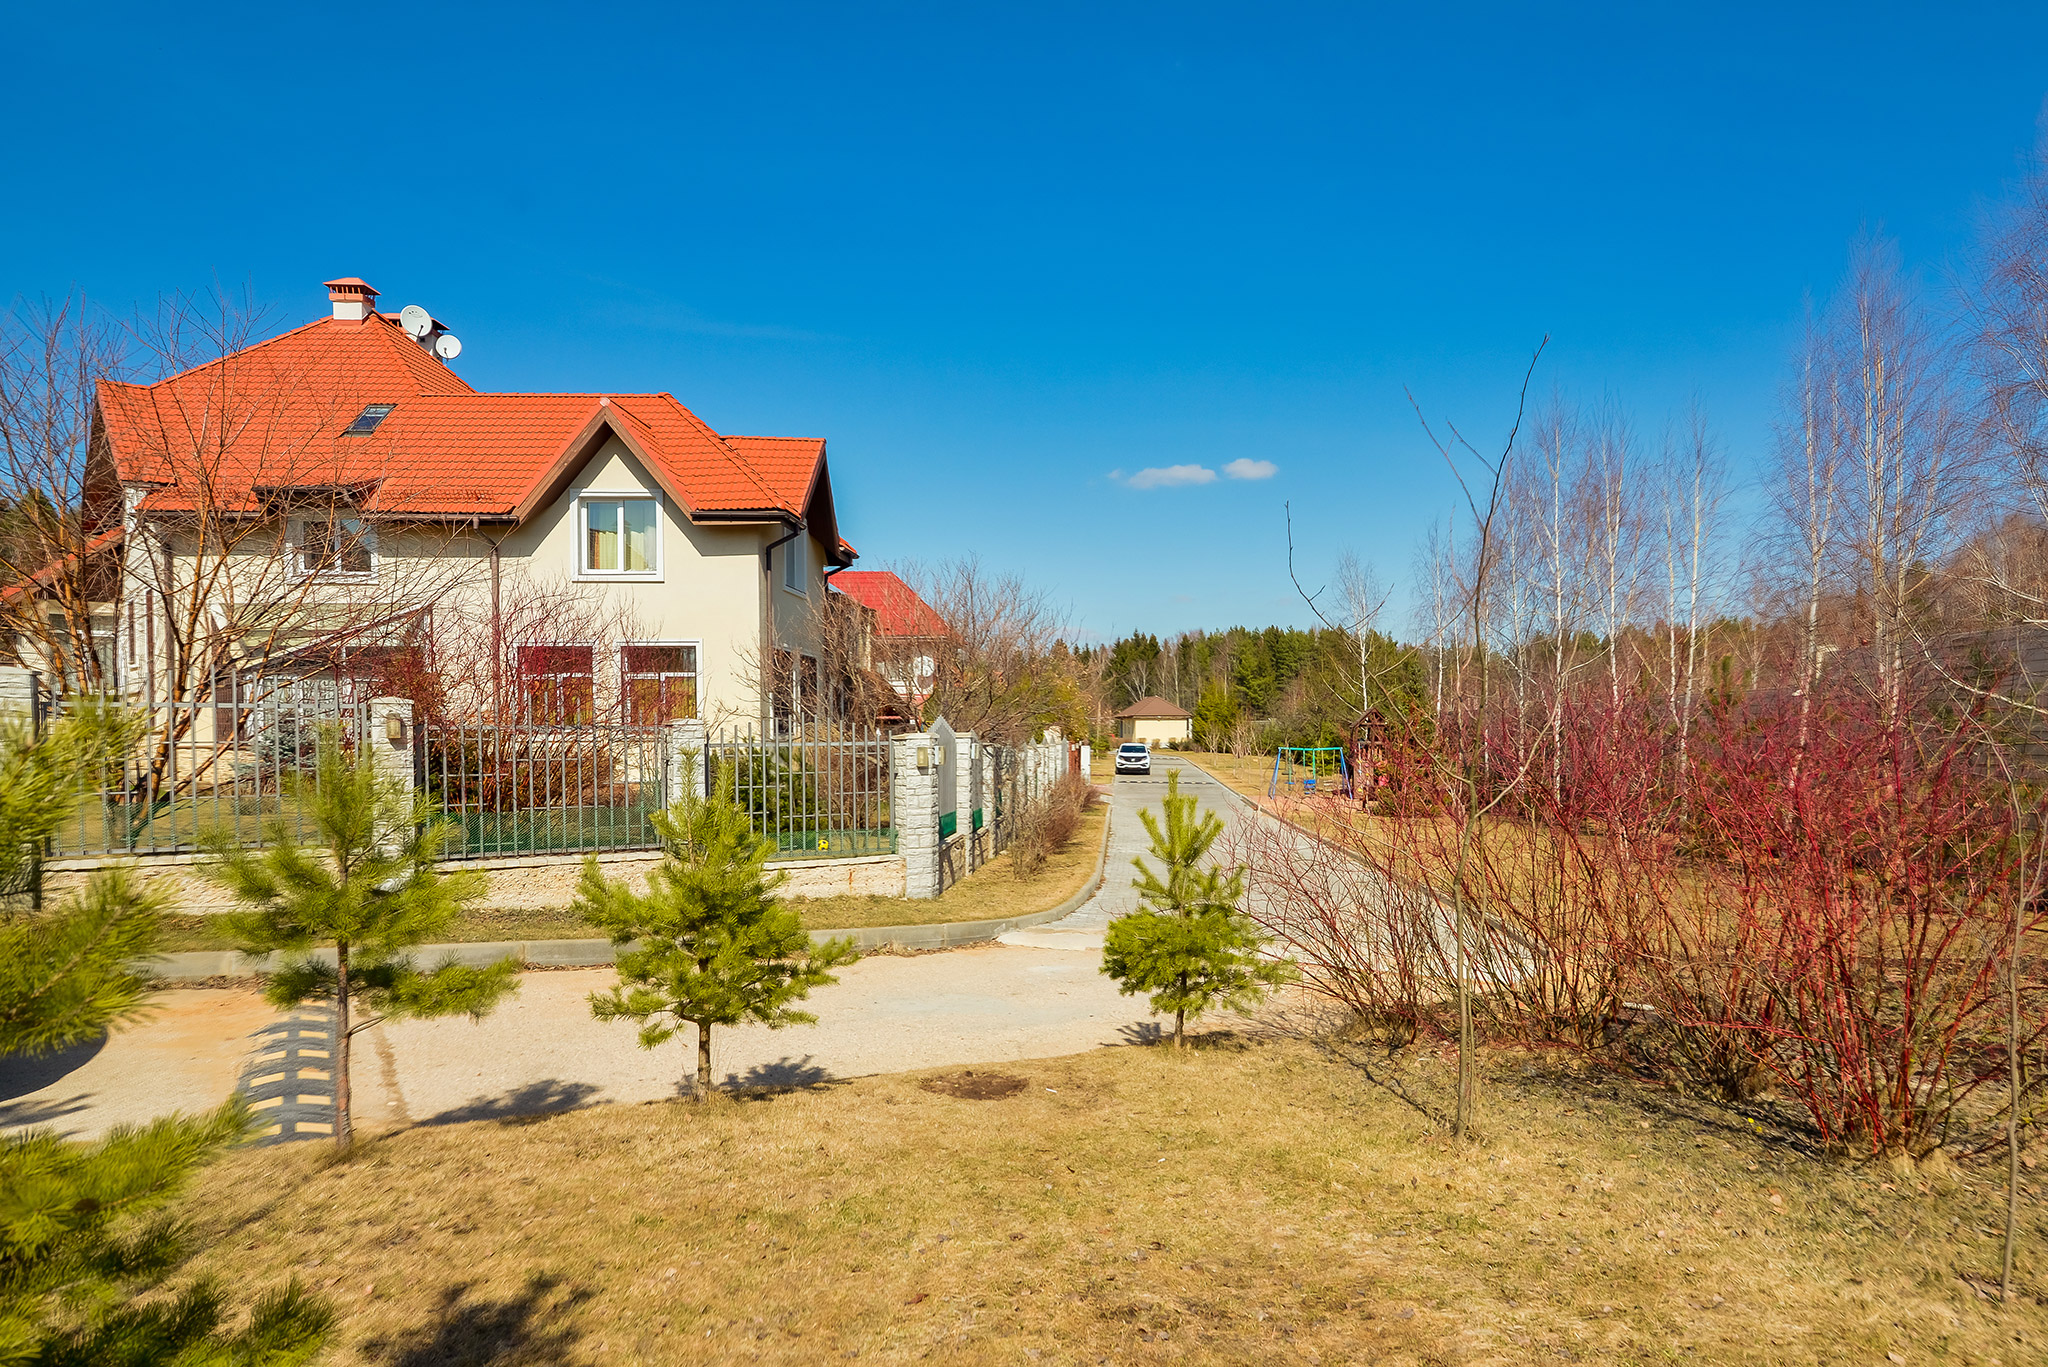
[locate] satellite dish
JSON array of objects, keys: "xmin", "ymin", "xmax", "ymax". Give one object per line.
[
  {"xmin": 434, "ymin": 333, "xmax": 462, "ymax": 360},
  {"xmin": 398, "ymin": 304, "xmax": 433, "ymax": 338}
]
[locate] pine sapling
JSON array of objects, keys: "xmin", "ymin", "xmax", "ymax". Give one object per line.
[
  {"xmin": 1, "ymin": 709, "xmax": 332, "ymax": 1363},
  {"xmin": 576, "ymin": 788, "xmax": 856, "ymax": 1096},
  {"xmin": 1102, "ymin": 770, "xmax": 1292, "ymax": 1047},
  {"xmin": 203, "ymin": 729, "xmax": 519, "ymax": 1148}
]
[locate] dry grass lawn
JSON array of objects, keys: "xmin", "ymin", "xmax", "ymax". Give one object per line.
[
  {"xmin": 792, "ymin": 798, "xmax": 1108, "ymax": 930},
  {"xmin": 156, "ymin": 801, "xmax": 1110, "ymax": 949},
  {"xmin": 176, "ymin": 1027, "xmax": 2046, "ymax": 1365}
]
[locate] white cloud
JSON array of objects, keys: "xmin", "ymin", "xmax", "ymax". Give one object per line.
[
  {"xmin": 1124, "ymin": 464, "xmax": 1218, "ymax": 489},
  {"xmin": 1223, "ymin": 458, "xmax": 1279, "ymax": 481}
]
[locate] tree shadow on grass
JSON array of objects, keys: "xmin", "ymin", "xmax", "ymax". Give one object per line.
[
  {"xmin": 664, "ymin": 1056, "xmax": 847, "ymax": 1104},
  {"xmin": 716, "ymin": 1056, "xmax": 833, "ymax": 1091},
  {"xmin": 363, "ymin": 1273, "xmax": 591, "ymax": 1367},
  {"xmin": 1115, "ymin": 1021, "xmax": 1255, "ymax": 1051},
  {"xmin": 421, "ymin": 1079, "xmax": 604, "ymax": 1128}
]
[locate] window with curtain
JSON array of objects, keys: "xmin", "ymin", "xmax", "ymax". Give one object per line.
[
  {"xmin": 581, "ymin": 497, "xmax": 658, "ymax": 575},
  {"xmin": 297, "ymin": 516, "xmax": 373, "ymax": 577},
  {"xmin": 517, "ymin": 644, "xmax": 596, "ymax": 724},
  {"xmin": 621, "ymin": 643, "xmax": 698, "ymax": 724}
]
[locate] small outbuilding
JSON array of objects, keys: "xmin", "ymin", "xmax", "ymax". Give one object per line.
[{"xmin": 1115, "ymin": 695, "xmax": 1193, "ymax": 745}]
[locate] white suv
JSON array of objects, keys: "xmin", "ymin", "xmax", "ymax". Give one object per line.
[{"xmin": 1115, "ymin": 742, "xmax": 1152, "ymax": 775}]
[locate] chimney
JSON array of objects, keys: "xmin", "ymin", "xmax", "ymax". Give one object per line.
[{"xmin": 323, "ymin": 277, "xmax": 379, "ymax": 322}]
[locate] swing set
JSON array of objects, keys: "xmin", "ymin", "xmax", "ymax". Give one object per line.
[{"xmin": 1268, "ymin": 745, "xmax": 1351, "ymax": 799}]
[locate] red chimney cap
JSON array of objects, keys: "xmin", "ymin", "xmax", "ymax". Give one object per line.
[{"xmin": 323, "ymin": 277, "xmax": 379, "ymax": 297}]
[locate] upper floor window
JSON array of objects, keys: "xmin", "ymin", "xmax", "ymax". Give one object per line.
[
  {"xmin": 343, "ymin": 404, "xmax": 395, "ymax": 435},
  {"xmin": 297, "ymin": 516, "xmax": 374, "ymax": 579},
  {"xmin": 782, "ymin": 533, "xmax": 807, "ymax": 594},
  {"xmin": 580, "ymin": 496, "xmax": 659, "ymax": 577}
]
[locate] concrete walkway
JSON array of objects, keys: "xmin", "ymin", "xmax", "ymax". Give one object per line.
[
  {"xmin": 0, "ymin": 762, "xmax": 1269, "ymax": 1142},
  {"xmin": 999, "ymin": 757, "xmax": 1248, "ymax": 951}
]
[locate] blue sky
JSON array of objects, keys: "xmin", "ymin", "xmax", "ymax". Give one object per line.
[{"xmin": 7, "ymin": 3, "xmax": 2048, "ymax": 640}]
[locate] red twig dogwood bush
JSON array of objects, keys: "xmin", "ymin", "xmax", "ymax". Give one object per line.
[
  {"xmin": 1682, "ymin": 683, "xmax": 2030, "ymax": 1155},
  {"xmin": 1232, "ymin": 668, "xmax": 2044, "ymax": 1158}
]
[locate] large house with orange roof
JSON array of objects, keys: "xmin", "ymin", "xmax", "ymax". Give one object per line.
[{"xmin": 88, "ymin": 276, "xmax": 858, "ymax": 730}]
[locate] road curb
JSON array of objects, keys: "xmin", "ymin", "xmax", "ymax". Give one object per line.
[{"xmin": 143, "ymin": 800, "xmax": 1118, "ymax": 981}]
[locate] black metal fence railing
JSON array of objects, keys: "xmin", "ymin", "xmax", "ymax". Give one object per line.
[
  {"xmin": 49, "ymin": 673, "xmax": 368, "ymax": 857},
  {"xmin": 420, "ymin": 720, "xmax": 671, "ymax": 858},
  {"xmin": 40, "ymin": 673, "xmax": 899, "ymax": 866},
  {"xmin": 706, "ymin": 723, "xmax": 895, "ymax": 860}
]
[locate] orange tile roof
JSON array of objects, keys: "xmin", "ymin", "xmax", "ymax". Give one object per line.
[
  {"xmin": 97, "ymin": 310, "xmax": 847, "ymax": 556},
  {"xmin": 830, "ymin": 570, "xmax": 946, "ymax": 637}
]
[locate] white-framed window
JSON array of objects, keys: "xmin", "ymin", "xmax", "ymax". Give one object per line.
[
  {"xmin": 516, "ymin": 643, "xmax": 596, "ymax": 725},
  {"xmin": 781, "ymin": 533, "xmax": 807, "ymax": 595},
  {"xmin": 577, "ymin": 495, "xmax": 660, "ymax": 579},
  {"xmin": 295, "ymin": 515, "xmax": 375, "ymax": 580},
  {"xmin": 620, "ymin": 641, "xmax": 699, "ymax": 724}
]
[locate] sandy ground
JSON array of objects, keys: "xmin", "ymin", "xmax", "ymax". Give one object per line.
[
  {"xmin": 0, "ymin": 988, "xmax": 285, "ymax": 1136},
  {"xmin": 1, "ymin": 763, "xmax": 1256, "ymax": 1141}
]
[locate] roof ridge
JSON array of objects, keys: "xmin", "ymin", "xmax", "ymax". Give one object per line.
[
  {"xmin": 633, "ymin": 393, "xmax": 785, "ymax": 512},
  {"xmin": 131, "ymin": 314, "xmax": 334, "ymax": 391}
]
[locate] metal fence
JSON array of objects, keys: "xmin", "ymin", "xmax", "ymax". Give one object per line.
[
  {"xmin": 48, "ymin": 677, "xmax": 369, "ymax": 857},
  {"xmin": 941, "ymin": 740, "xmax": 1064, "ymax": 891},
  {"xmin": 37, "ymin": 670, "xmax": 896, "ymax": 864},
  {"xmin": 707, "ymin": 723, "xmax": 895, "ymax": 860},
  {"xmin": 419, "ymin": 720, "xmax": 672, "ymax": 858}
]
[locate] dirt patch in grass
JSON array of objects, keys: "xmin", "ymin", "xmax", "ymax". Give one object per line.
[
  {"xmin": 917, "ymin": 1070, "xmax": 1030, "ymax": 1101},
  {"xmin": 173, "ymin": 1028, "xmax": 2047, "ymax": 1365}
]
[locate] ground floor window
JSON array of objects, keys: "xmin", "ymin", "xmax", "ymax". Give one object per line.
[
  {"xmin": 621, "ymin": 643, "xmax": 697, "ymax": 724},
  {"xmin": 517, "ymin": 644, "xmax": 595, "ymax": 724}
]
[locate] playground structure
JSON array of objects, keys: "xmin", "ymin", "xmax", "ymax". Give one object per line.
[{"xmin": 1268, "ymin": 744, "xmax": 1351, "ymax": 799}]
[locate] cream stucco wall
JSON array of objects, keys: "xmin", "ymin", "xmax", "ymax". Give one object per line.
[
  {"xmin": 1118, "ymin": 716, "xmax": 1192, "ymax": 744},
  {"xmin": 123, "ymin": 436, "xmax": 825, "ymax": 729},
  {"xmin": 500, "ymin": 439, "xmax": 773, "ymax": 729}
]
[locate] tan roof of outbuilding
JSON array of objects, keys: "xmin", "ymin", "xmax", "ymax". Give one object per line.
[{"xmin": 1115, "ymin": 695, "xmax": 1192, "ymax": 719}]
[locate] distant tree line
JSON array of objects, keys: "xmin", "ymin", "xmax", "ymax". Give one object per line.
[{"xmin": 1075, "ymin": 624, "xmax": 1422, "ymax": 751}]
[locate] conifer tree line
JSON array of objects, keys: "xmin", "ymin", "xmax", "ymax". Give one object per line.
[{"xmin": 1076, "ymin": 624, "xmax": 1422, "ymax": 752}]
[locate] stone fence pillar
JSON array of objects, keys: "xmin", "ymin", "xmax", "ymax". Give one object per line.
[
  {"xmin": 892, "ymin": 731, "xmax": 940, "ymax": 899},
  {"xmin": 0, "ymin": 666, "xmax": 39, "ymax": 719},
  {"xmin": 367, "ymin": 697, "xmax": 416, "ymax": 803},
  {"xmin": 667, "ymin": 717, "xmax": 708, "ymax": 805}
]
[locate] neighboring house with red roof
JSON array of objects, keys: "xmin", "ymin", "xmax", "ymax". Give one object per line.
[
  {"xmin": 87, "ymin": 276, "xmax": 858, "ymax": 729},
  {"xmin": 829, "ymin": 570, "xmax": 947, "ymax": 714}
]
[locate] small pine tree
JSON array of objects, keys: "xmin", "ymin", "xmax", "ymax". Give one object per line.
[
  {"xmin": 576, "ymin": 789, "xmax": 856, "ymax": 1096},
  {"xmin": 0, "ymin": 704, "xmax": 164, "ymax": 1055},
  {"xmin": 1102, "ymin": 770, "xmax": 1292, "ymax": 1047},
  {"xmin": 1, "ymin": 707, "xmax": 332, "ymax": 1363},
  {"xmin": 203, "ymin": 729, "xmax": 519, "ymax": 1147}
]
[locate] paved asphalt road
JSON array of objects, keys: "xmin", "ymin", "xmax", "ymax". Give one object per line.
[{"xmin": 0, "ymin": 757, "xmax": 1255, "ymax": 1141}]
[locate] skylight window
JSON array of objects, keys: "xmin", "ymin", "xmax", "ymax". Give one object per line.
[{"xmin": 343, "ymin": 403, "xmax": 395, "ymax": 435}]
